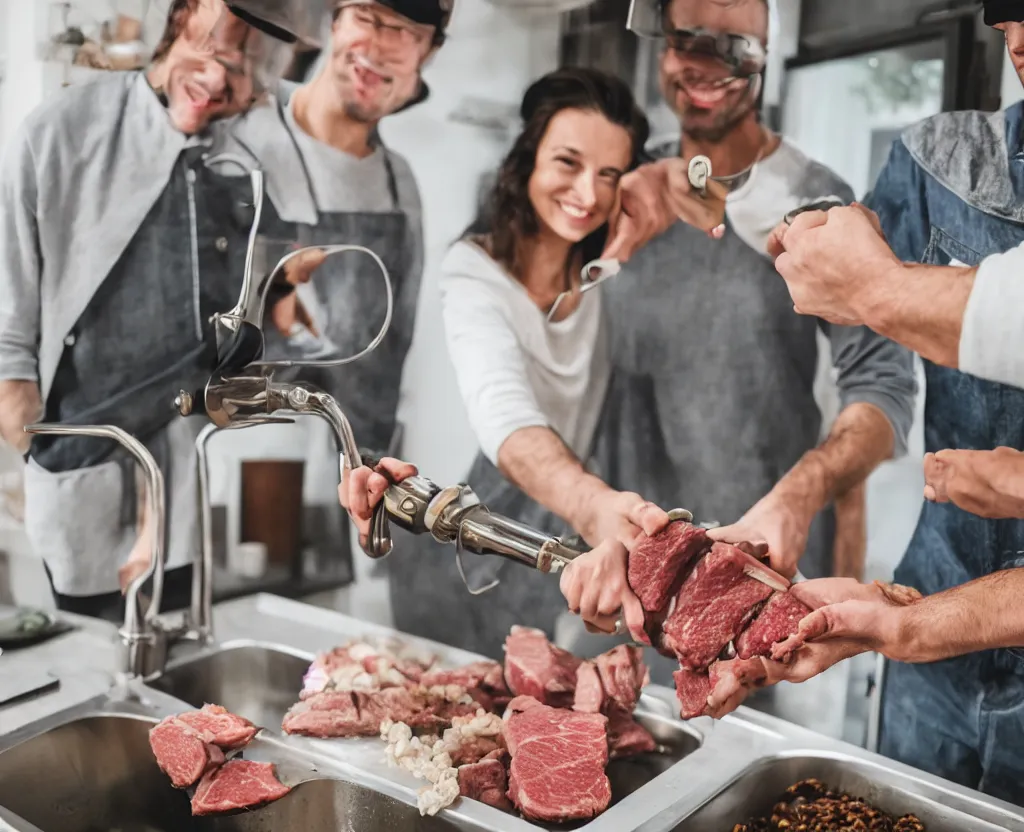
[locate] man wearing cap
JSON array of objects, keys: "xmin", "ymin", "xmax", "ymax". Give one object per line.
[
  {"xmin": 697, "ymin": 2, "xmax": 1024, "ymax": 801},
  {"xmin": 577, "ymin": 0, "xmax": 916, "ymax": 592},
  {"xmin": 217, "ymin": 0, "xmax": 447, "ymax": 536},
  {"xmin": 0, "ymin": 0, "xmax": 299, "ymax": 619}
]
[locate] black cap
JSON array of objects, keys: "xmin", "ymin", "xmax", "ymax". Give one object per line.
[
  {"xmin": 226, "ymin": 0, "xmax": 301, "ymax": 43},
  {"xmin": 984, "ymin": 0, "xmax": 1024, "ymax": 25},
  {"xmin": 335, "ymin": 0, "xmax": 454, "ymax": 43}
]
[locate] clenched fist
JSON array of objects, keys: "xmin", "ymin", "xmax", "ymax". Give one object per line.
[{"xmin": 924, "ymin": 447, "xmax": 1024, "ymax": 519}]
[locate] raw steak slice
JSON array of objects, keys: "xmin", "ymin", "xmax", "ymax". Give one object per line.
[
  {"xmin": 595, "ymin": 645, "xmax": 649, "ymax": 714},
  {"xmin": 458, "ymin": 753, "xmax": 512, "ymax": 811},
  {"xmin": 573, "ymin": 662, "xmax": 605, "ymax": 714},
  {"xmin": 674, "ymin": 669, "xmax": 712, "ymax": 720},
  {"xmin": 177, "ymin": 704, "xmax": 259, "ymax": 750},
  {"xmin": 282, "ymin": 691, "xmax": 363, "ymax": 737},
  {"xmin": 421, "ymin": 660, "xmax": 506, "ymax": 692},
  {"xmin": 607, "ymin": 710, "xmax": 656, "ymax": 758},
  {"xmin": 735, "ymin": 592, "xmax": 812, "ymax": 660},
  {"xmin": 628, "ymin": 522, "xmax": 711, "ymax": 613},
  {"xmin": 149, "ymin": 718, "xmax": 225, "ymax": 789},
  {"xmin": 503, "ymin": 627, "xmax": 581, "ymax": 708},
  {"xmin": 662, "ymin": 543, "xmax": 776, "ymax": 670},
  {"xmin": 190, "ymin": 760, "xmax": 291, "ymax": 816},
  {"xmin": 505, "ymin": 701, "xmax": 610, "ymax": 823}
]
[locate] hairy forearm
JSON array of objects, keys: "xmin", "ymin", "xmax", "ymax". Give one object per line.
[
  {"xmin": 898, "ymin": 568, "xmax": 1024, "ymax": 661},
  {"xmin": 832, "ymin": 482, "xmax": 867, "ymax": 580},
  {"xmin": 860, "ymin": 262, "xmax": 974, "ymax": 370},
  {"xmin": 777, "ymin": 402, "xmax": 894, "ymax": 522},
  {"xmin": 0, "ymin": 379, "xmax": 41, "ymax": 454},
  {"xmin": 496, "ymin": 426, "xmax": 612, "ymax": 531}
]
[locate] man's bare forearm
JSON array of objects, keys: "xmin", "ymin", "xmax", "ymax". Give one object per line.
[
  {"xmin": 774, "ymin": 402, "xmax": 894, "ymax": 523},
  {"xmin": 860, "ymin": 262, "xmax": 975, "ymax": 370},
  {"xmin": 0, "ymin": 379, "xmax": 41, "ymax": 454},
  {"xmin": 497, "ymin": 427, "xmax": 612, "ymax": 534},
  {"xmin": 899, "ymin": 568, "xmax": 1024, "ymax": 662}
]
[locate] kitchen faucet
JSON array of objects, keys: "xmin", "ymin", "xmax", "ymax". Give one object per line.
[{"xmin": 23, "ymin": 424, "xmax": 171, "ymax": 677}]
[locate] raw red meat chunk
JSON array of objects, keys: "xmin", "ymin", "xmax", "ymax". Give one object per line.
[
  {"xmin": 628, "ymin": 522, "xmax": 711, "ymax": 613},
  {"xmin": 505, "ymin": 697, "xmax": 611, "ymax": 823},
  {"xmin": 421, "ymin": 660, "xmax": 512, "ymax": 711},
  {"xmin": 149, "ymin": 718, "xmax": 226, "ymax": 789},
  {"xmin": 283, "ymin": 686, "xmax": 478, "ymax": 738},
  {"xmin": 191, "ymin": 760, "xmax": 291, "ymax": 816},
  {"xmin": 662, "ymin": 543, "xmax": 775, "ymax": 670},
  {"xmin": 736, "ymin": 591, "xmax": 813, "ymax": 660},
  {"xmin": 503, "ymin": 626, "xmax": 581, "ymax": 708},
  {"xmin": 176, "ymin": 703, "xmax": 259, "ymax": 750},
  {"xmin": 674, "ymin": 668, "xmax": 713, "ymax": 720},
  {"xmin": 607, "ymin": 710, "xmax": 657, "ymax": 757},
  {"xmin": 458, "ymin": 751, "xmax": 512, "ymax": 811}
]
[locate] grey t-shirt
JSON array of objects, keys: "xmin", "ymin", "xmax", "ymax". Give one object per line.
[
  {"xmin": 282, "ymin": 96, "xmax": 395, "ymax": 214},
  {"xmin": 592, "ymin": 137, "xmax": 917, "ymax": 580}
]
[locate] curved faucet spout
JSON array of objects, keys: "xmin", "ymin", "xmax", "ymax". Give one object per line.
[{"xmin": 23, "ymin": 423, "xmax": 165, "ymax": 676}]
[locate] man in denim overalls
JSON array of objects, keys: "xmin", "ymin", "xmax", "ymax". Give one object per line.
[{"xmin": 841, "ymin": 3, "xmax": 1024, "ymax": 803}]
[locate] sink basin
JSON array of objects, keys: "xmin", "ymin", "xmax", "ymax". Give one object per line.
[
  {"xmin": 197, "ymin": 780, "xmax": 486, "ymax": 831},
  {"xmin": 148, "ymin": 644, "xmax": 310, "ymax": 731},
  {"xmin": 0, "ymin": 715, "xmax": 486, "ymax": 832},
  {"xmin": 671, "ymin": 753, "xmax": 1024, "ymax": 832},
  {"xmin": 0, "ymin": 715, "xmax": 195, "ymax": 831}
]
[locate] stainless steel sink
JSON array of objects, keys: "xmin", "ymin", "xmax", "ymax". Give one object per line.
[
  {"xmin": 0, "ymin": 714, "xmax": 196, "ymax": 831},
  {"xmin": 671, "ymin": 753, "xmax": 1024, "ymax": 832},
  {"xmin": 195, "ymin": 779, "xmax": 487, "ymax": 831},
  {"xmin": 148, "ymin": 643, "xmax": 310, "ymax": 732},
  {"xmin": 0, "ymin": 713, "xmax": 487, "ymax": 832}
]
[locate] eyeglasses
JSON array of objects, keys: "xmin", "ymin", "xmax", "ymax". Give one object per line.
[
  {"xmin": 338, "ymin": 2, "xmax": 435, "ymax": 51},
  {"xmin": 664, "ymin": 27, "xmax": 767, "ymax": 78}
]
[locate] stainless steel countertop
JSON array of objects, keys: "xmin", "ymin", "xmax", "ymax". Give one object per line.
[{"xmin": 3, "ymin": 593, "xmax": 1024, "ymax": 832}]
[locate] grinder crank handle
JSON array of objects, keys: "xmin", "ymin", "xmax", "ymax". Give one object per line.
[{"xmin": 355, "ymin": 455, "xmax": 587, "ymax": 573}]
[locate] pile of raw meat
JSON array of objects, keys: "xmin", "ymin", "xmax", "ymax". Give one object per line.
[
  {"xmin": 149, "ymin": 704, "xmax": 290, "ymax": 815},
  {"xmin": 282, "ymin": 628, "xmax": 659, "ymax": 823},
  {"xmin": 627, "ymin": 521, "xmax": 813, "ymax": 720},
  {"xmin": 735, "ymin": 778, "xmax": 926, "ymax": 831}
]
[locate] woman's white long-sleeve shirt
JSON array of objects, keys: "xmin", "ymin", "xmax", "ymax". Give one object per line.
[
  {"xmin": 960, "ymin": 242, "xmax": 1024, "ymax": 390},
  {"xmin": 439, "ymin": 241, "xmax": 610, "ymax": 466}
]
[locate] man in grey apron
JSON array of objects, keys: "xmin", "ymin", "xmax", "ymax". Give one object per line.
[
  {"xmin": 540, "ymin": 0, "xmax": 912, "ymax": 680},
  {"xmin": 215, "ymin": 0, "xmax": 449, "ymax": 579},
  {"xmin": 0, "ymin": 1, "xmax": 300, "ymax": 621}
]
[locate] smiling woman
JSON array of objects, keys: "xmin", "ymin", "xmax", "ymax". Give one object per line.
[{"xmin": 383, "ymin": 68, "xmax": 652, "ymax": 659}]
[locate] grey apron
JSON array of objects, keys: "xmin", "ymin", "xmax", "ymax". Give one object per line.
[
  {"xmin": 23, "ymin": 147, "xmax": 251, "ymax": 598},
  {"xmin": 591, "ymin": 220, "xmax": 835, "ymax": 581},
  {"xmin": 240, "ymin": 115, "xmax": 410, "ymax": 575},
  {"xmin": 388, "ymin": 454, "xmax": 573, "ymax": 660}
]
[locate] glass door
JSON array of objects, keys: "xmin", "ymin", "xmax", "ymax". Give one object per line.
[{"xmin": 781, "ymin": 38, "xmax": 947, "ymax": 198}]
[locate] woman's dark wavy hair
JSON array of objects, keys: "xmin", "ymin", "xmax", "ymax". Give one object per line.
[{"xmin": 466, "ymin": 67, "xmax": 650, "ymax": 279}]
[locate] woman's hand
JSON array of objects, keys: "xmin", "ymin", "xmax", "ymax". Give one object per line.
[
  {"xmin": 559, "ymin": 539, "xmax": 646, "ymax": 641},
  {"xmin": 340, "ymin": 458, "xmax": 418, "ymax": 543}
]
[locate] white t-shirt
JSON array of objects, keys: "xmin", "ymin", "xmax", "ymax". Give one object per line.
[
  {"xmin": 961, "ymin": 241, "xmax": 1024, "ymax": 390},
  {"xmin": 440, "ymin": 241, "xmax": 611, "ymax": 466},
  {"xmin": 725, "ymin": 139, "xmax": 847, "ymax": 257}
]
